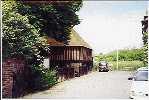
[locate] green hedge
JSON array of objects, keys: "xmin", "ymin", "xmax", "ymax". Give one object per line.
[{"xmin": 109, "ymin": 61, "xmax": 144, "ymax": 71}]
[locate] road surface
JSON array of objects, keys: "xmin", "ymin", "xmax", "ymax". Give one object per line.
[{"xmin": 23, "ymin": 71, "xmax": 132, "ymax": 99}]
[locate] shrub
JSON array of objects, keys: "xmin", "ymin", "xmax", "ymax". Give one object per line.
[
  {"xmin": 42, "ymin": 69, "xmax": 58, "ymax": 87},
  {"xmin": 29, "ymin": 64, "xmax": 58, "ymax": 91}
]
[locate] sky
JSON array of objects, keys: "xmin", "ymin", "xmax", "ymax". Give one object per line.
[{"xmin": 74, "ymin": 1, "xmax": 148, "ymax": 54}]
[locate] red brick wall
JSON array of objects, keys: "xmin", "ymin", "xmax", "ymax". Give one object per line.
[{"xmin": 2, "ymin": 58, "xmax": 25, "ymax": 98}]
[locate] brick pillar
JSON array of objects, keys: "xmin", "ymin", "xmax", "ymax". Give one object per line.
[
  {"xmin": 2, "ymin": 58, "xmax": 25, "ymax": 98},
  {"xmin": 2, "ymin": 61, "xmax": 14, "ymax": 98}
]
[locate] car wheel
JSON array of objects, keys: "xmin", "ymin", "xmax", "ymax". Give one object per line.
[{"xmin": 129, "ymin": 97, "xmax": 134, "ymax": 99}]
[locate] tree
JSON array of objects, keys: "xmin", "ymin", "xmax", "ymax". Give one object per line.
[
  {"xmin": 2, "ymin": 1, "xmax": 47, "ymax": 62},
  {"xmin": 141, "ymin": 15, "xmax": 148, "ymax": 65},
  {"xmin": 94, "ymin": 48, "xmax": 145, "ymax": 62},
  {"xmin": 16, "ymin": 1, "xmax": 83, "ymax": 44}
]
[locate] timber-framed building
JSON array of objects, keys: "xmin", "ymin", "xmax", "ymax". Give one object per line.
[{"xmin": 48, "ymin": 29, "xmax": 93, "ymax": 81}]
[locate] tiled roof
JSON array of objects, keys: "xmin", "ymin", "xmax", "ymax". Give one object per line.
[
  {"xmin": 68, "ymin": 29, "xmax": 92, "ymax": 49},
  {"xmin": 46, "ymin": 29, "xmax": 92, "ymax": 49}
]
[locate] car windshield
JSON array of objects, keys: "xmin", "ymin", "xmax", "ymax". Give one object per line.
[
  {"xmin": 134, "ymin": 71, "xmax": 148, "ymax": 81},
  {"xmin": 99, "ymin": 62, "xmax": 107, "ymax": 66}
]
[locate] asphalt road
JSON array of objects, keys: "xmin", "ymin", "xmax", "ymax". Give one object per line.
[{"xmin": 23, "ymin": 71, "xmax": 133, "ymax": 99}]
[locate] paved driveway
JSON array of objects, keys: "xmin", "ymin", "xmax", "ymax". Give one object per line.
[{"xmin": 23, "ymin": 71, "xmax": 132, "ymax": 99}]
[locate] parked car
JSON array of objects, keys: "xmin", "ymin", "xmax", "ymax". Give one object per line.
[
  {"xmin": 128, "ymin": 67, "xmax": 149, "ymax": 99},
  {"xmin": 98, "ymin": 61, "xmax": 109, "ymax": 72},
  {"xmin": 137, "ymin": 67, "xmax": 148, "ymax": 71}
]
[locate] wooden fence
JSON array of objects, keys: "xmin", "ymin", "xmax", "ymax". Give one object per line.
[
  {"xmin": 57, "ymin": 67, "xmax": 75, "ymax": 82},
  {"xmin": 57, "ymin": 65, "xmax": 90, "ymax": 82}
]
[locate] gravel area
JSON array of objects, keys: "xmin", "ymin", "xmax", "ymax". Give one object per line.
[{"xmin": 23, "ymin": 71, "xmax": 132, "ymax": 99}]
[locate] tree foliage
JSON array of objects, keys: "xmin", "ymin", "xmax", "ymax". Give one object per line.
[
  {"xmin": 16, "ymin": 1, "xmax": 82, "ymax": 44},
  {"xmin": 94, "ymin": 48, "xmax": 144, "ymax": 62},
  {"xmin": 2, "ymin": 1, "xmax": 48, "ymax": 62},
  {"xmin": 141, "ymin": 16, "xmax": 148, "ymax": 65}
]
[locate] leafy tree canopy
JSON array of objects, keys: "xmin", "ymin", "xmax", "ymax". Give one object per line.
[
  {"xmin": 2, "ymin": 1, "xmax": 48, "ymax": 63},
  {"xmin": 141, "ymin": 16, "xmax": 148, "ymax": 65},
  {"xmin": 94, "ymin": 48, "xmax": 144, "ymax": 62},
  {"xmin": 16, "ymin": 1, "xmax": 82, "ymax": 44}
]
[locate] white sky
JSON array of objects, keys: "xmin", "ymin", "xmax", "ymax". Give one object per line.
[{"xmin": 74, "ymin": 1, "xmax": 148, "ymax": 54}]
